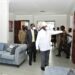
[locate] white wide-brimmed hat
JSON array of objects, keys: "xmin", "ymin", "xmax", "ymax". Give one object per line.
[
  {"xmin": 38, "ymin": 22, "xmax": 47, "ymax": 28},
  {"xmin": 41, "ymin": 22, "xmax": 47, "ymax": 27}
]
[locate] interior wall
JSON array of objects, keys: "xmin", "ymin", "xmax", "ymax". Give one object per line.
[
  {"xmin": 9, "ymin": 13, "xmax": 14, "ymax": 43},
  {"xmin": 9, "ymin": 14, "xmax": 68, "ymax": 43},
  {"xmin": 0, "ymin": 0, "xmax": 9, "ymax": 43},
  {"xmin": 71, "ymin": 4, "xmax": 75, "ymax": 15},
  {"xmin": 15, "ymin": 14, "xmax": 67, "ymax": 30},
  {"xmin": 34, "ymin": 15, "xmax": 67, "ymax": 29},
  {"xmin": 68, "ymin": 4, "xmax": 75, "ymax": 57},
  {"xmin": 15, "ymin": 15, "xmax": 34, "ymax": 23},
  {"xmin": 69, "ymin": 4, "xmax": 75, "ymax": 29},
  {"xmin": 70, "ymin": 16, "xmax": 73, "ymax": 28}
]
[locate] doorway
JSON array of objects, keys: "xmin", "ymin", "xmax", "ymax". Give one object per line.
[{"xmin": 14, "ymin": 20, "xmax": 30, "ymax": 43}]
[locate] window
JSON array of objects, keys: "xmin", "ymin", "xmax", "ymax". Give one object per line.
[
  {"xmin": 46, "ymin": 21, "xmax": 55, "ymax": 30},
  {"xmin": 37, "ymin": 21, "xmax": 55, "ymax": 30}
]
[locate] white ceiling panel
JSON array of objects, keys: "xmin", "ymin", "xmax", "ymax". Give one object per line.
[{"xmin": 9, "ymin": 0, "xmax": 75, "ymax": 15}]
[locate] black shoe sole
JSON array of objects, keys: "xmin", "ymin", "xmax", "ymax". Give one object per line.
[
  {"xmin": 56, "ymin": 54, "xmax": 61, "ymax": 57},
  {"xmin": 45, "ymin": 65, "xmax": 48, "ymax": 67},
  {"xmin": 66, "ymin": 56, "xmax": 70, "ymax": 59},
  {"xmin": 41, "ymin": 67, "xmax": 45, "ymax": 71},
  {"xmin": 29, "ymin": 63, "xmax": 32, "ymax": 66}
]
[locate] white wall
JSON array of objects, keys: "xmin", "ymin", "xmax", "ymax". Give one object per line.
[
  {"xmin": 70, "ymin": 16, "xmax": 73, "ymax": 28},
  {"xmin": 9, "ymin": 13, "xmax": 14, "ymax": 21},
  {"xmin": 69, "ymin": 4, "xmax": 75, "ymax": 56},
  {"xmin": 70, "ymin": 4, "xmax": 75, "ymax": 29},
  {"xmin": 0, "ymin": 0, "xmax": 9, "ymax": 43},
  {"xmin": 15, "ymin": 15, "xmax": 34, "ymax": 23},
  {"xmin": 34, "ymin": 15, "xmax": 67, "ymax": 29},
  {"xmin": 15, "ymin": 14, "xmax": 67, "ymax": 29},
  {"xmin": 9, "ymin": 13, "xmax": 14, "ymax": 43},
  {"xmin": 71, "ymin": 4, "xmax": 75, "ymax": 15}
]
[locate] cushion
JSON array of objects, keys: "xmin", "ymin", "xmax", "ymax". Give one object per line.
[
  {"xmin": 3, "ymin": 44, "xmax": 9, "ymax": 51},
  {"xmin": 11, "ymin": 45, "xmax": 19, "ymax": 55},
  {"xmin": 6, "ymin": 45, "xmax": 14, "ymax": 52},
  {"xmin": 6, "ymin": 45, "xmax": 18, "ymax": 54},
  {"xmin": 0, "ymin": 51, "xmax": 3, "ymax": 57},
  {"xmin": 2, "ymin": 51, "xmax": 14, "ymax": 60},
  {"xmin": 0, "ymin": 43, "xmax": 5, "ymax": 51}
]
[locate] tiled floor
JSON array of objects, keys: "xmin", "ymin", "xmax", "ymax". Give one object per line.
[{"xmin": 0, "ymin": 48, "xmax": 75, "ymax": 75}]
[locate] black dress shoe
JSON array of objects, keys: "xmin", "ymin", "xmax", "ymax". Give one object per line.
[
  {"xmin": 33, "ymin": 59, "xmax": 36, "ymax": 62},
  {"xmin": 56, "ymin": 54, "xmax": 61, "ymax": 57},
  {"xmin": 45, "ymin": 65, "xmax": 48, "ymax": 67},
  {"xmin": 41, "ymin": 67, "xmax": 45, "ymax": 71},
  {"xmin": 66, "ymin": 56, "xmax": 70, "ymax": 59},
  {"xmin": 29, "ymin": 63, "xmax": 32, "ymax": 66}
]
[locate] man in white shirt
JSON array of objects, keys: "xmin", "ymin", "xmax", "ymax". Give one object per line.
[
  {"xmin": 36, "ymin": 22, "xmax": 63, "ymax": 71},
  {"xmin": 36, "ymin": 22, "xmax": 51, "ymax": 71}
]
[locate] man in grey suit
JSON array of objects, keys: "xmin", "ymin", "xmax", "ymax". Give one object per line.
[{"xmin": 27, "ymin": 24, "xmax": 37, "ymax": 65}]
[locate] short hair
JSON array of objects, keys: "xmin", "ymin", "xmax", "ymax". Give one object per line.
[
  {"xmin": 22, "ymin": 25, "xmax": 25, "ymax": 30},
  {"xmin": 30, "ymin": 23, "xmax": 35, "ymax": 27},
  {"xmin": 57, "ymin": 27, "xmax": 59, "ymax": 30},
  {"xmin": 68, "ymin": 28, "xmax": 72, "ymax": 32},
  {"xmin": 53, "ymin": 28, "xmax": 55, "ymax": 30},
  {"xmin": 60, "ymin": 25, "xmax": 65, "ymax": 31}
]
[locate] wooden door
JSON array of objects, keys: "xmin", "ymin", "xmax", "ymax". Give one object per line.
[
  {"xmin": 72, "ymin": 11, "xmax": 75, "ymax": 63},
  {"xmin": 14, "ymin": 21, "xmax": 21, "ymax": 43}
]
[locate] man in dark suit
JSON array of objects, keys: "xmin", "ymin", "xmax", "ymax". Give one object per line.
[{"xmin": 27, "ymin": 23, "xmax": 37, "ymax": 65}]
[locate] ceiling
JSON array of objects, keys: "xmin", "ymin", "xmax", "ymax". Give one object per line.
[{"xmin": 9, "ymin": 0, "xmax": 75, "ymax": 15}]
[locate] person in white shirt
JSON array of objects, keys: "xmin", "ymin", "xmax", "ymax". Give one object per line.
[
  {"xmin": 36, "ymin": 22, "xmax": 51, "ymax": 71},
  {"xmin": 36, "ymin": 22, "xmax": 63, "ymax": 71}
]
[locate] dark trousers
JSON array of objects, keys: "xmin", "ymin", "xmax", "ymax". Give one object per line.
[
  {"xmin": 64, "ymin": 42, "xmax": 71, "ymax": 57},
  {"xmin": 57, "ymin": 42, "xmax": 63, "ymax": 55},
  {"xmin": 40, "ymin": 50, "xmax": 50, "ymax": 67},
  {"xmin": 29, "ymin": 42, "xmax": 36, "ymax": 65}
]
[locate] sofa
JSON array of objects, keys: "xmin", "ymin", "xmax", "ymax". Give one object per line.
[{"xmin": 0, "ymin": 43, "xmax": 27, "ymax": 67}]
